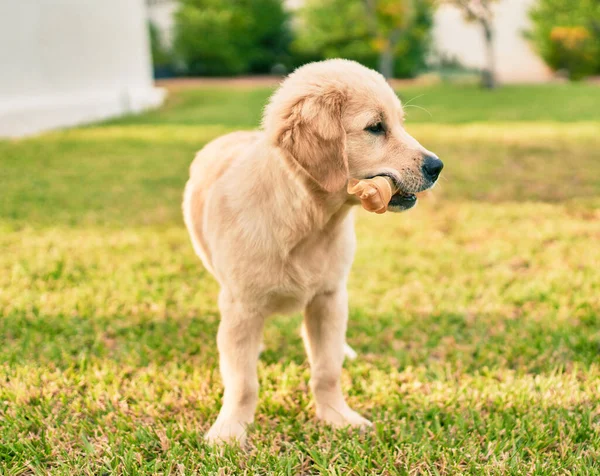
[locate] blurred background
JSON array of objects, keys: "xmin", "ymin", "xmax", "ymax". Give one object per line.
[
  {"xmin": 1, "ymin": 0, "xmax": 599, "ymax": 136},
  {"xmin": 1, "ymin": 0, "xmax": 600, "ymax": 472}
]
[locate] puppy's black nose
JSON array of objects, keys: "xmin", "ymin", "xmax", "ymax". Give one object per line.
[{"xmin": 422, "ymin": 154, "xmax": 444, "ymax": 181}]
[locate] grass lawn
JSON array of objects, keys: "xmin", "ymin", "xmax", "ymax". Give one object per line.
[{"xmin": 1, "ymin": 83, "xmax": 600, "ymax": 474}]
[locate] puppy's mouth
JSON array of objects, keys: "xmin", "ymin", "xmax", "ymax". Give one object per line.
[
  {"xmin": 389, "ymin": 190, "xmax": 417, "ymax": 209},
  {"xmin": 375, "ymin": 173, "xmax": 417, "ymax": 212}
]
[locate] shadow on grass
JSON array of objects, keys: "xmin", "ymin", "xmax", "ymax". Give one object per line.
[{"xmin": 2, "ymin": 307, "xmax": 598, "ymax": 376}]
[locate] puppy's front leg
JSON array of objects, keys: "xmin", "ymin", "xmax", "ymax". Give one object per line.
[
  {"xmin": 302, "ymin": 289, "xmax": 372, "ymax": 429},
  {"xmin": 206, "ymin": 291, "xmax": 265, "ymax": 445}
]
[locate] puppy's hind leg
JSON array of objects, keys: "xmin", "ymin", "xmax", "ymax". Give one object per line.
[
  {"xmin": 206, "ymin": 290, "xmax": 265, "ymax": 445},
  {"xmin": 343, "ymin": 342, "xmax": 358, "ymax": 361},
  {"xmin": 302, "ymin": 289, "xmax": 371, "ymax": 429}
]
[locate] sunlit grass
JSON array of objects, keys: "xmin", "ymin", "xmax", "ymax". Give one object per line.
[{"xmin": 1, "ymin": 83, "xmax": 599, "ymax": 474}]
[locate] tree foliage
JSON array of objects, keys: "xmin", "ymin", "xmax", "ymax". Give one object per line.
[
  {"xmin": 528, "ymin": 0, "xmax": 600, "ymax": 80},
  {"xmin": 292, "ymin": 0, "xmax": 433, "ymax": 78},
  {"xmin": 173, "ymin": 0, "xmax": 292, "ymax": 76}
]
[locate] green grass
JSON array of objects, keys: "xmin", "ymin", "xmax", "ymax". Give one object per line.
[
  {"xmin": 106, "ymin": 82, "xmax": 600, "ymax": 127},
  {"xmin": 1, "ymin": 83, "xmax": 600, "ymax": 474}
]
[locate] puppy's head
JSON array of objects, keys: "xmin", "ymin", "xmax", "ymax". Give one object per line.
[{"xmin": 263, "ymin": 59, "xmax": 442, "ymax": 211}]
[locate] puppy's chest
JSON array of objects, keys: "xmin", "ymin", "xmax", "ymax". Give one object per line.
[
  {"xmin": 264, "ymin": 254, "xmax": 344, "ymax": 314},
  {"xmin": 274, "ymin": 229, "xmax": 354, "ymax": 296},
  {"xmin": 221, "ymin": 210, "xmax": 356, "ymax": 314}
]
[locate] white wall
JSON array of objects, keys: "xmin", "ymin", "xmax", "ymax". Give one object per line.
[
  {"xmin": 0, "ymin": 0, "xmax": 165, "ymax": 137},
  {"xmin": 433, "ymin": 0, "xmax": 552, "ymax": 83}
]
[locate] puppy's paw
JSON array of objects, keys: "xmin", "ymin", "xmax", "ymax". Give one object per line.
[
  {"xmin": 205, "ymin": 419, "xmax": 248, "ymax": 446},
  {"xmin": 317, "ymin": 405, "xmax": 372, "ymax": 430},
  {"xmin": 343, "ymin": 342, "xmax": 358, "ymax": 361}
]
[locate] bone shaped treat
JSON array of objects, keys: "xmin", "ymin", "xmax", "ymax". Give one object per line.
[{"xmin": 347, "ymin": 176, "xmax": 398, "ymax": 214}]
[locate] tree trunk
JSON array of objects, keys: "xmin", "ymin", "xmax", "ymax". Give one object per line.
[
  {"xmin": 481, "ymin": 21, "xmax": 496, "ymax": 89},
  {"xmin": 379, "ymin": 47, "xmax": 395, "ymax": 79},
  {"xmin": 378, "ymin": 28, "xmax": 403, "ymax": 79}
]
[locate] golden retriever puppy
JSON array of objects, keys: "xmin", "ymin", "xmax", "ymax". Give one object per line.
[{"xmin": 183, "ymin": 59, "xmax": 443, "ymax": 444}]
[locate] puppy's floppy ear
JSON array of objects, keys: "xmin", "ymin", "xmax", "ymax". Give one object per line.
[{"xmin": 268, "ymin": 91, "xmax": 348, "ymax": 193}]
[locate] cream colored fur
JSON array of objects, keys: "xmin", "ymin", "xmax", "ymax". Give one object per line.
[{"xmin": 182, "ymin": 59, "xmax": 437, "ymax": 444}]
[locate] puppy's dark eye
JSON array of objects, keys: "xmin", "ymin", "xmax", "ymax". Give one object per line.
[{"xmin": 366, "ymin": 122, "xmax": 385, "ymax": 134}]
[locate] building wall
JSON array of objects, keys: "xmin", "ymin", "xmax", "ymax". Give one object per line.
[
  {"xmin": 0, "ymin": 0, "xmax": 165, "ymax": 137},
  {"xmin": 433, "ymin": 0, "xmax": 552, "ymax": 83}
]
